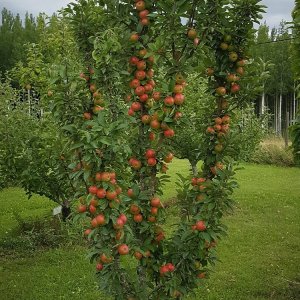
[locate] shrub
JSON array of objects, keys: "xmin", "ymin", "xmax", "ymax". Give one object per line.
[
  {"xmin": 249, "ymin": 136, "xmax": 295, "ymax": 167},
  {"xmin": 0, "ymin": 213, "xmax": 83, "ymax": 252}
]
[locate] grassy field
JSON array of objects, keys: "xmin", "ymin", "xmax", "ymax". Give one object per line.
[{"xmin": 0, "ymin": 160, "xmax": 300, "ymax": 300}]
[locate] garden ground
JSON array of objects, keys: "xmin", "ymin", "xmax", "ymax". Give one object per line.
[{"xmin": 0, "ymin": 160, "xmax": 299, "ymax": 300}]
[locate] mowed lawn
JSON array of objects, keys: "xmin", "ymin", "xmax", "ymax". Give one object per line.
[{"xmin": 0, "ymin": 160, "xmax": 299, "ymax": 300}]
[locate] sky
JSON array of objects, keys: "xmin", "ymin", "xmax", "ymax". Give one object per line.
[{"xmin": 0, "ymin": 0, "xmax": 295, "ymax": 29}]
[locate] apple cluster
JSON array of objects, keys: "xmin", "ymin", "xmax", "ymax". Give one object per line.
[{"xmin": 80, "ymin": 67, "xmax": 105, "ymax": 120}]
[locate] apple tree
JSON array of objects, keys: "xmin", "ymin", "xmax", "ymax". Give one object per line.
[{"xmin": 46, "ymin": 0, "xmax": 265, "ymax": 299}]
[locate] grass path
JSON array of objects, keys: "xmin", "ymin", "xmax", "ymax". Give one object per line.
[{"xmin": 0, "ymin": 161, "xmax": 299, "ymax": 299}]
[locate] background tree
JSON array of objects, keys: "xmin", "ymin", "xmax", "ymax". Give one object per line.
[{"xmin": 289, "ymin": 0, "xmax": 300, "ymax": 166}]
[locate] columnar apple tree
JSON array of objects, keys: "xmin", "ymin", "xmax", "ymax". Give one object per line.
[{"xmin": 51, "ymin": 0, "xmax": 264, "ymax": 299}]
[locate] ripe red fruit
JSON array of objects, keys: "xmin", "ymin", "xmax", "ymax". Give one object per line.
[
  {"xmin": 236, "ymin": 66, "xmax": 245, "ymax": 76},
  {"xmin": 137, "ymin": 60, "xmax": 146, "ymax": 70},
  {"xmin": 231, "ymin": 83, "xmax": 240, "ymax": 93},
  {"xmin": 119, "ymin": 214, "xmax": 127, "ymax": 224},
  {"xmin": 118, "ymin": 244, "xmax": 129, "ymax": 255},
  {"xmin": 130, "ymin": 33, "xmax": 139, "ymax": 42},
  {"xmin": 101, "ymin": 172, "xmax": 111, "ymax": 182},
  {"xmin": 146, "ymin": 69, "xmax": 154, "ymax": 78},
  {"xmin": 149, "ymin": 132, "xmax": 156, "ymax": 141},
  {"xmin": 191, "ymin": 178, "xmax": 198, "ymax": 186},
  {"xmin": 83, "ymin": 112, "xmax": 92, "ymax": 120},
  {"xmin": 135, "ymin": 0, "xmax": 145, "ymax": 11},
  {"xmin": 96, "ymin": 214, "xmax": 106, "ymax": 225},
  {"xmin": 106, "ymin": 190, "xmax": 117, "ymax": 200},
  {"xmin": 90, "ymin": 198, "xmax": 99, "ymax": 207},
  {"xmin": 144, "ymin": 83, "xmax": 153, "ymax": 93},
  {"xmin": 133, "ymin": 214, "xmax": 143, "ymax": 222},
  {"xmin": 131, "ymin": 102, "xmax": 142, "ymax": 112},
  {"xmin": 95, "ymin": 172, "xmax": 102, "ymax": 182},
  {"xmin": 214, "ymin": 124, "xmax": 222, "ymax": 131},
  {"xmin": 135, "ymin": 86, "xmax": 145, "ymax": 96},
  {"xmin": 164, "ymin": 129, "xmax": 175, "ymax": 138},
  {"xmin": 221, "ymin": 124, "xmax": 229, "ymax": 133},
  {"xmin": 128, "ymin": 108, "xmax": 135, "ymax": 116},
  {"xmin": 89, "ymin": 84, "xmax": 96, "ymax": 92},
  {"xmin": 226, "ymin": 73, "xmax": 236, "ymax": 82},
  {"xmin": 131, "ymin": 159, "xmax": 142, "ymax": 170},
  {"xmin": 222, "ymin": 115, "xmax": 230, "ymax": 124},
  {"xmin": 78, "ymin": 204, "xmax": 87, "ymax": 213},
  {"xmin": 129, "ymin": 56, "xmax": 139, "ymax": 66},
  {"xmin": 91, "ymin": 218, "xmax": 98, "ymax": 228},
  {"xmin": 89, "ymin": 205, "xmax": 97, "ymax": 214},
  {"xmin": 174, "ymin": 111, "xmax": 183, "ymax": 120},
  {"xmin": 130, "ymin": 79, "xmax": 140, "ymax": 89},
  {"xmin": 152, "ymin": 91, "xmax": 161, "ymax": 101},
  {"xmin": 147, "ymin": 157, "xmax": 157, "ymax": 166},
  {"xmin": 160, "ymin": 265, "xmax": 169, "ymax": 276},
  {"xmin": 115, "ymin": 186, "xmax": 122, "ymax": 195},
  {"xmin": 84, "ymin": 228, "xmax": 92, "ymax": 236},
  {"xmin": 215, "ymin": 117, "xmax": 222, "ymax": 125},
  {"xmin": 141, "ymin": 114, "xmax": 151, "ymax": 124},
  {"xmin": 114, "ymin": 218, "xmax": 124, "ymax": 229},
  {"xmin": 138, "ymin": 94, "xmax": 147, "ymax": 102},
  {"xmin": 134, "ymin": 251, "xmax": 143, "ymax": 260},
  {"xmin": 140, "ymin": 17, "xmax": 149, "ymax": 26},
  {"xmin": 100, "ymin": 253, "xmax": 113, "ymax": 264},
  {"xmin": 150, "ymin": 207, "xmax": 158, "ymax": 215},
  {"xmin": 135, "ymin": 70, "xmax": 146, "ymax": 80},
  {"xmin": 130, "ymin": 204, "xmax": 141, "ymax": 215},
  {"xmin": 148, "ymin": 215, "xmax": 156, "ymax": 223},
  {"xmin": 216, "ymin": 87, "xmax": 227, "ymax": 96},
  {"xmin": 197, "ymin": 177, "xmax": 206, "ymax": 184},
  {"xmin": 93, "ymin": 106, "xmax": 104, "ymax": 114},
  {"xmin": 237, "ymin": 59, "xmax": 246, "ymax": 67},
  {"xmin": 127, "ymin": 189, "xmax": 135, "ymax": 198},
  {"xmin": 206, "ymin": 126, "xmax": 215, "ymax": 134},
  {"xmin": 197, "ymin": 272, "xmax": 206, "ymax": 279},
  {"xmin": 96, "ymin": 263, "xmax": 103, "ymax": 271},
  {"xmin": 150, "ymin": 119, "xmax": 160, "ymax": 130},
  {"xmin": 206, "ymin": 68, "xmax": 214, "ymax": 76},
  {"xmin": 139, "ymin": 9, "xmax": 149, "ymax": 19},
  {"xmin": 148, "ymin": 56, "xmax": 155, "ymax": 64},
  {"xmin": 164, "ymin": 152, "xmax": 174, "ymax": 163},
  {"xmin": 166, "ymin": 263, "xmax": 175, "ymax": 272},
  {"xmin": 150, "ymin": 197, "xmax": 161, "ymax": 207},
  {"xmin": 89, "ymin": 186, "xmax": 98, "ymax": 195},
  {"xmin": 97, "ymin": 188, "xmax": 106, "ymax": 199},
  {"xmin": 164, "ymin": 96, "xmax": 174, "ymax": 106},
  {"xmin": 145, "ymin": 149, "xmax": 156, "ymax": 158},
  {"xmin": 195, "ymin": 220, "xmax": 206, "ymax": 231},
  {"xmin": 174, "ymin": 93, "xmax": 185, "ymax": 105}
]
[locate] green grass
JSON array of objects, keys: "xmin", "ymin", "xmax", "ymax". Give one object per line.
[
  {"xmin": 0, "ymin": 161, "xmax": 300, "ymax": 299},
  {"xmin": 0, "ymin": 188, "xmax": 55, "ymax": 238}
]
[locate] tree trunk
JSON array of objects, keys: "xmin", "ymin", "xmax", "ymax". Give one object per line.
[
  {"xmin": 61, "ymin": 200, "xmax": 71, "ymax": 221},
  {"xmin": 278, "ymin": 93, "xmax": 282, "ymax": 135},
  {"xmin": 284, "ymin": 111, "xmax": 289, "ymax": 148},
  {"xmin": 274, "ymin": 95, "xmax": 278, "ymax": 133},
  {"xmin": 293, "ymin": 88, "xmax": 296, "ymax": 121},
  {"xmin": 260, "ymin": 91, "xmax": 265, "ymax": 115}
]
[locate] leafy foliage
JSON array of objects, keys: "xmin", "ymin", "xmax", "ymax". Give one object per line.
[{"xmin": 290, "ymin": 1, "xmax": 300, "ymax": 166}]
